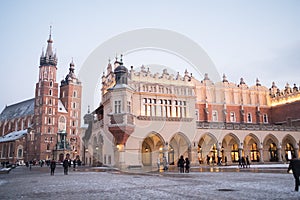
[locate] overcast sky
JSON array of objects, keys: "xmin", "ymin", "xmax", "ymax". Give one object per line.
[{"xmin": 0, "ymin": 0, "xmax": 300, "ymax": 114}]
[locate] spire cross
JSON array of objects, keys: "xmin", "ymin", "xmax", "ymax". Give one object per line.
[{"xmin": 49, "ymin": 25, "xmax": 52, "ymax": 39}]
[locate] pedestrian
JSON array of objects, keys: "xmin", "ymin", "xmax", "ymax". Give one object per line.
[
  {"xmin": 185, "ymin": 157, "xmax": 190, "ymax": 173},
  {"xmin": 224, "ymin": 156, "xmax": 228, "ymax": 166},
  {"xmin": 50, "ymin": 159, "xmax": 56, "ymax": 175},
  {"xmin": 178, "ymin": 155, "xmax": 185, "ymax": 173},
  {"xmin": 162, "ymin": 157, "xmax": 168, "ymax": 171},
  {"xmin": 63, "ymin": 155, "xmax": 70, "ymax": 175},
  {"xmin": 73, "ymin": 159, "xmax": 76, "ymax": 170},
  {"xmin": 246, "ymin": 155, "xmax": 250, "ymax": 168},
  {"xmin": 241, "ymin": 156, "xmax": 246, "ymax": 168},
  {"xmin": 206, "ymin": 155, "xmax": 210, "ymax": 165},
  {"xmin": 287, "ymin": 156, "xmax": 300, "ymax": 192}
]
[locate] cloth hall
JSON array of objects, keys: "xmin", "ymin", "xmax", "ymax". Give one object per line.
[{"xmin": 82, "ymin": 57, "xmax": 300, "ymax": 169}]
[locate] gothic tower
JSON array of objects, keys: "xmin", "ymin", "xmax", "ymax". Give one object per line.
[
  {"xmin": 34, "ymin": 27, "xmax": 59, "ymax": 160},
  {"xmin": 60, "ymin": 60, "xmax": 82, "ymax": 159}
]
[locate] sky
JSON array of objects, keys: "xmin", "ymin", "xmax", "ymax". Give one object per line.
[{"xmin": 0, "ymin": 0, "xmax": 300, "ymax": 114}]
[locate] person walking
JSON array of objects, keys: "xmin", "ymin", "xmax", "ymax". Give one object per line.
[
  {"xmin": 185, "ymin": 157, "xmax": 190, "ymax": 173},
  {"xmin": 63, "ymin": 155, "xmax": 70, "ymax": 175},
  {"xmin": 246, "ymin": 155, "xmax": 250, "ymax": 168},
  {"xmin": 50, "ymin": 159, "xmax": 56, "ymax": 176},
  {"xmin": 287, "ymin": 156, "xmax": 300, "ymax": 191}
]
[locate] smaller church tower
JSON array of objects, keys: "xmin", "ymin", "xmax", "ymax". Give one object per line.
[
  {"xmin": 34, "ymin": 27, "xmax": 59, "ymax": 160},
  {"xmin": 60, "ymin": 60, "xmax": 82, "ymax": 159}
]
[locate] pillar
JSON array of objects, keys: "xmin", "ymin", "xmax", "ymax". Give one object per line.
[{"xmin": 277, "ymin": 143, "xmax": 282, "ymax": 162}]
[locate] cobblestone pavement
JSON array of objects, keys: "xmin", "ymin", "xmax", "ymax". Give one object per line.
[{"xmin": 0, "ymin": 165, "xmax": 299, "ymax": 200}]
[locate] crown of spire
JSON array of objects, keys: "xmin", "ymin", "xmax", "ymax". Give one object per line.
[{"xmin": 40, "ymin": 26, "xmax": 57, "ymax": 66}]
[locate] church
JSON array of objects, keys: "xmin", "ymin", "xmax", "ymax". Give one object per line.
[
  {"xmin": 0, "ymin": 29, "xmax": 82, "ymax": 165},
  {"xmin": 82, "ymin": 57, "xmax": 300, "ymax": 170}
]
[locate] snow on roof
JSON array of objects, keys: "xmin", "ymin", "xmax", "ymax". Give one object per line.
[
  {"xmin": 0, "ymin": 98, "xmax": 34, "ymax": 121},
  {"xmin": 0, "ymin": 129, "xmax": 27, "ymax": 143},
  {"xmin": 58, "ymin": 100, "xmax": 67, "ymax": 113}
]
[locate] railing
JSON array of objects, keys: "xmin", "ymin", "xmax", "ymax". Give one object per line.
[
  {"xmin": 196, "ymin": 121, "xmax": 300, "ymax": 131},
  {"xmin": 109, "ymin": 113, "xmax": 135, "ymax": 125}
]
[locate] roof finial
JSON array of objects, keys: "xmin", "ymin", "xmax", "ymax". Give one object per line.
[
  {"xmin": 120, "ymin": 54, "xmax": 123, "ymax": 62},
  {"xmin": 49, "ymin": 25, "xmax": 52, "ymax": 40},
  {"xmin": 108, "ymin": 58, "xmax": 111, "ymax": 64},
  {"xmin": 88, "ymin": 105, "xmax": 90, "ymax": 114}
]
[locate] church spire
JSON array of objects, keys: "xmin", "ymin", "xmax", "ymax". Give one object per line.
[{"xmin": 40, "ymin": 26, "xmax": 57, "ymax": 66}]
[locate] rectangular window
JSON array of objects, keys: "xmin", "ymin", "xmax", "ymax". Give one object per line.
[
  {"xmin": 230, "ymin": 112, "xmax": 236, "ymax": 122},
  {"xmin": 114, "ymin": 101, "xmax": 121, "ymax": 113},
  {"xmin": 247, "ymin": 113, "xmax": 252, "ymax": 123},
  {"xmin": 212, "ymin": 110, "xmax": 218, "ymax": 122},
  {"xmin": 127, "ymin": 101, "xmax": 131, "ymax": 113},
  {"xmin": 263, "ymin": 114, "xmax": 268, "ymax": 123}
]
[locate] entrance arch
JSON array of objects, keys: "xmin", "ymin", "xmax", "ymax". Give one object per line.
[
  {"xmin": 221, "ymin": 133, "xmax": 240, "ymax": 163},
  {"xmin": 141, "ymin": 132, "xmax": 165, "ymax": 167},
  {"xmin": 198, "ymin": 133, "xmax": 218, "ymax": 164},
  {"xmin": 169, "ymin": 132, "xmax": 191, "ymax": 165},
  {"xmin": 244, "ymin": 133, "xmax": 260, "ymax": 162},
  {"xmin": 282, "ymin": 134, "xmax": 297, "ymax": 161},
  {"xmin": 263, "ymin": 134, "xmax": 279, "ymax": 162}
]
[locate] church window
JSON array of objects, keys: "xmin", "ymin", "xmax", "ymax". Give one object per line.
[
  {"xmin": 50, "ymin": 81, "xmax": 53, "ymax": 87},
  {"xmin": 49, "ymin": 90, "xmax": 52, "ymax": 96},
  {"xmin": 48, "ymin": 117, "xmax": 51, "ymax": 125},
  {"xmin": 73, "ymin": 102, "xmax": 76, "ymax": 109},
  {"xmin": 18, "ymin": 148, "xmax": 23, "ymax": 158},
  {"xmin": 47, "ymin": 144, "xmax": 50, "ymax": 151},
  {"xmin": 73, "ymin": 90, "xmax": 77, "ymax": 98}
]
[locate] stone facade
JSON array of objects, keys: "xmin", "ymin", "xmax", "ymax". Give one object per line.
[{"xmin": 83, "ymin": 58, "xmax": 300, "ymax": 169}]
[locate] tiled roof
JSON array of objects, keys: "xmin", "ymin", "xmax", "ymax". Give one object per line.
[
  {"xmin": 0, "ymin": 98, "xmax": 34, "ymax": 121},
  {"xmin": 0, "ymin": 129, "xmax": 27, "ymax": 143}
]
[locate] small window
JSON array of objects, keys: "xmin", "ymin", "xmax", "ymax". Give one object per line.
[
  {"xmin": 212, "ymin": 110, "xmax": 218, "ymax": 122},
  {"xmin": 247, "ymin": 113, "xmax": 252, "ymax": 123},
  {"xmin": 263, "ymin": 114, "xmax": 268, "ymax": 123},
  {"xmin": 230, "ymin": 112, "xmax": 236, "ymax": 122},
  {"xmin": 49, "ymin": 90, "xmax": 52, "ymax": 96},
  {"xmin": 50, "ymin": 81, "xmax": 53, "ymax": 87}
]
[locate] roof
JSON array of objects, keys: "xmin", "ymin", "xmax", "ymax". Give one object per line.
[
  {"xmin": 0, "ymin": 98, "xmax": 34, "ymax": 121},
  {"xmin": 0, "ymin": 129, "xmax": 27, "ymax": 143},
  {"xmin": 58, "ymin": 100, "xmax": 67, "ymax": 113}
]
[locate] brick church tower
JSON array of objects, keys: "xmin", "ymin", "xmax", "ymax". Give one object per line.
[
  {"xmin": 34, "ymin": 28, "xmax": 59, "ymax": 160},
  {"xmin": 33, "ymin": 28, "xmax": 82, "ymax": 161}
]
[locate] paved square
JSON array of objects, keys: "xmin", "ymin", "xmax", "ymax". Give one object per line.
[{"xmin": 0, "ymin": 165, "xmax": 299, "ymax": 200}]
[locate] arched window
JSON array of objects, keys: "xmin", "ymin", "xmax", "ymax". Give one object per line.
[
  {"xmin": 49, "ymin": 90, "xmax": 52, "ymax": 96},
  {"xmin": 58, "ymin": 116, "xmax": 66, "ymax": 131}
]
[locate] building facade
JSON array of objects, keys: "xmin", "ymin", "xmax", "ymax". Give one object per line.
[
  {"xmin": 83, "ymin": 58, "xmax": 300, "ymax": 169},
  {"xmin": 0, "ymin": 31, "xmax": 82, "ymax": 165}
]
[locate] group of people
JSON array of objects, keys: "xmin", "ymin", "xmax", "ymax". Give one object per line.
[
  {"xmin": 238, "ymin": 155, "xmax": 251, "ymax": 168},
  {"xmin": 177, "ymin": 155, "xmax": 190, "ymax": 173},
  {"xmin": 49, "ymin": 154, "xmax": 81, "ymax": 176}
]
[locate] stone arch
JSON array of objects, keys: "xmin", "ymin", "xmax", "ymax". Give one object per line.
[
  {"xmin": 92, "ymin": 133, "xmax": 104, "ymax": 166},
  {"xmin": 168, "ymin": 132, "xmax": 191, "ymax": 166},
  {"xmin": 263, "ymin": 134, "xmax": 280, "ymax": 162},
  {"xmin": 221, "ymin": 133, "xmax": 240, "ymax": 163},
  {"xmin": 141, "ymin": 132, "xmax": 165, "ymax": 167},
  {"xmin": 198, "ymin": 132, "xmax": 218, "ymax": 164},
  {"xmin": 243, "ymin": 133, "xmax": 260, "ymax": 162},
  {"xmin": 282, "ymin": 134, "xmax": 297, "ymax": 161}
]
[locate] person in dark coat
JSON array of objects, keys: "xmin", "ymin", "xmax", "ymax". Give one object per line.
[
  {"xmin": 246, "ymin": 155, "xmax": 250, "ymax": 168},
  {"xmin": 185, "ymin": 157, "xmax": 190, "ymax": 173},
  {"xmin": 287, "ymin": 157, "xmax": 300, "ymax": 191},
  {"xmin": 50, "ymin": 159, "xmax": 56, "ymax": 176},
  {"xmin": 63, "ymin": 155, "xmax": 70, "ymax": 175},
  {"xmin": 178, "ymin": 155, "xmax": 185, "ymax": 173}
]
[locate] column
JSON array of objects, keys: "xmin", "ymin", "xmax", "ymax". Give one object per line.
[
  {"xmin": 191, "ymin": 142, "xmax": 199, "ymax": 166},
  {"xmin": 277, "ymin": 143, "xmax": 282, "ymax": 162},
  {"xmin": 259, "ymin": 143, "xmax": 264, "ymax": 163}
]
